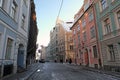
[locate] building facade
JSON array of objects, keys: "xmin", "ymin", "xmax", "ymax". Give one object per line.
[
  {"xmin": 27, "ymin": 0, "xmax": 38, "ymax": 65},
  {"xmin": 40, "ymin": 45, "xmax": 46, "ymax": 60},
  {"xmin": 65, "ymin": 30, "xmax": 75, "ymax": 63},
  {"xmin": 71, "ymin": 0, "xmax": 102, "ymax": 68},
  {"xmin": 95, "ymin": 0, "xmax": 120, "ymax": 71},
  {"xmin": 50, "ymin": 19, "xmax": 74, "ymax": 62},
  {"xmin": 50, "ymin": 19, "xmax": 65, "ymax": 62},
  {"xmin": 45, "ymin": 43, "xmax": 52, "ymax": 61},
  {"xmin": 0, "ymin": 0, "xmax": 30, "ymax": 77}
]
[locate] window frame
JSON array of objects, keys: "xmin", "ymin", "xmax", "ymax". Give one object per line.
[
  {"xmin": 0, "ymin": 0, "xmax": 3, "ymax": 7},
  {"xmin": 107, "ymin": 44, "xmax": 115, "ymax": 61},
  {"xmin": 77, "ymin": 24, "xmax": 80, "ymax": 31},
  {"xmin": 83, "ymin": 31, "xmax": 87, "ymax": 41},
  {"xmin": 10, "ymin": 0, "xmax": 17, "ymax": 19},
  {"xmin": 70, "ymin": 45, "xmax": 73, "ymax": 50},
  {"xmin": 93, "ymin": 45, "xmax": 98, "ymax": 58},
  {"xmin": 101, "ymin": 0, "xmax": 107, "ymax": 10},
  {"xmin": 78, "ymin": 34, "xmax": 80, "ymax": 44},
  {"xmin": 0, "ymin": 33, "xmax": 2, "ymax": 55},
  {"xmin": 89, "ymin": 11, "xmax": 94, "ymax": 22},
  {"xmin": 5, "ymin": 37, "xmax": 14, "ymax": 59},
  {"xmin": 103, "ymin": 18, "xmax": 112, "ymax": 35},
  {"xmin": 82, "ymin": 18, "xmax": 86, "ymax": 27},
  {"xmin": 73, "ymin": 29, "xmax": 76, "ymax": 34},
  {"xmin": 112, "ymin": 0, "xmax": 115, "ymax": 2},
  {"xmin": 90, "ymin": 26, "xmax": 95, "ymax": 39},
  {"xmin": 116, "ymin": 10, "xmax": 120, "ymax": 27},
  {"xmin": 21, "ymin": 14, "xmax": 25, "ymax": 29}
]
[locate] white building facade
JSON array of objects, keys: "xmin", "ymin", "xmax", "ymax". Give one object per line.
[{"xmin": 0, "ymin": 0, "xmax": 30, "ymax": 77}]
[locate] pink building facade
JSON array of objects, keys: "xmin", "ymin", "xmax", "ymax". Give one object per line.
[{"xmin": 71, "ymin": 0, "xmax": 102, "ymax": 68}]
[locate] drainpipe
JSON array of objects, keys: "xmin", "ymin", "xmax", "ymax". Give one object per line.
[{"xmin": 93, "ymin": 3, "xmax": 102, "ymax": 69}]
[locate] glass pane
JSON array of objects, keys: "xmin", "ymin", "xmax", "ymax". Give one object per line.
[{"xmin": 5, "ymin": 38, "xmax": 13, "ymax": 59}]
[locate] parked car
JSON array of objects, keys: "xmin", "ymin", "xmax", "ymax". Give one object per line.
[{"xmin": 39, "ymin": 59, "xmax": 45, "ymax": 63}]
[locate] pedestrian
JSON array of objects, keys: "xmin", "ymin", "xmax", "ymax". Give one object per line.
[
  {"xmin": 66, "ymin": 59, "xmax": 68, "ymax": 63},
  {"xmin": 69, "ymin": 58, "xmax": 72, "ymax": 64}
]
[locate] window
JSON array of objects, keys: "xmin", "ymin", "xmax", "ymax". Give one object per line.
[
  {"xmin": 56, "ymin": 34, "xmax": 57, "ymax": 39},
  {"xmin": 78, "ymin": 34, "xmax": 80, "ymax": 44},
  {"xmin": 74, "ymin": 39, "xmax": 76, "ymax": 48},
  {"xmin": 112, "ymin": 0, "xmax": 115, "ymax": 2},
  {"xmin": 118, "ymin": 43, "xmax": 120, "ymax": 51},
  {"xmin": 104, "ymin": 18, "xmax": 111, "ymax": 34},
  {"xmin": 56, "ymin": 41, "xmax": 58, "ymax": 45},
  {"xmin": 101, "ymin": 0, "xmax": 107, "ymax": 10},
  {"xmin": 69, "ymin": 36, "xmax": 72, "ymax": 42},
  {"xmin": 5, "ymin": 38, "xmax": 13, "ymax": 59},
  {"xmin": 83, "ymin": 31, "xmax": 86, "ymax": 41},
  {"xmin": 23, "ymin": 0, "xmax": 28, "ymax": 6},
  {"xmin": 10, "ymin": 1, "xmax": 17, "ymax": 19},
  {"xmin": 0, "ymin": 0, "xmax": 3, "ymax": 7},
  {"xmin": 73, "ymin": 29, "xmax": 76, "ymax": 34},
  {"xmin": 90, "ymin": 27, "xmax": 95, "ymax": 39},
  {"xmin": 0, "ymin": 34, "xmax": 1, "ymax": 52},
  {"xmin": 21, "ymin": 14, "xmax": 25, "ymax": 29},
  {"xmin": 70, "ymin": 45, "xmax": 73, "ymax": 50},
  {"xmin": 117, "ymin": 10, "xmax": 120, "ymax": 27},
  {"xmin": 89, "ymin": 11, "xmax": 94, "ymax": 21},
  {"xmin": 77, "ymin": 25, "xmax": 80, "ymax": 31},
  {"xmin": 56, "ymin": 27, "xmax": 58, "ymax": 32},
  {"xmin": 93, "ymin": 45, "xmax": 98, "ymax": 58},
  {"xmin": 108, "ymin": 44, "xmax": 115, "ymax": 61},
  {"xmin": 0, "ymin": 33, "xmax": 1, "ymax": 42},
  {"xmin": 82, "ymin": 19, "xmax": 86, "ymax": 27},
  {"xmin": 56, "ymin": 48, "xmax": 58, "ymax": 52}
]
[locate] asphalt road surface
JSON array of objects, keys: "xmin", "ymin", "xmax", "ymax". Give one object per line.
[{"xmin": 27, "ymin": 63, "xmax": 120, "ymax": 80}]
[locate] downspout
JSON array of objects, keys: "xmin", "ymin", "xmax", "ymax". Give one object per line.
[{"xmin": 92, "ymin": 2, "xmax": 102, "ymax": 69}]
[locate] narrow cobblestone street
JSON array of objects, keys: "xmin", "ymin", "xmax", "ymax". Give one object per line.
[{"xmin": 27, "ymin": 63, "xmax": 120, "ymax": 80}]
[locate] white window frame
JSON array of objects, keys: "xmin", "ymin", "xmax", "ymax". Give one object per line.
[
  {"xmin": 10, "ymin": 0, "xmax": 17, "ymax": 19},
  {"xmin": 89, "ymin": 11, "xmax": 94, "ymax": 22},
  {"xmin": 0, "ymin": 0, "xmax": 3, "ymax": 7},
  {"xmin": 90, "ymin": 26, "xmax": 95, "ymax": 39},
  {"xmin": 0, "ymin": 33, "xmax": 2, "ymax": 56},
  {"xmin": 116, "ymin": 10, "xmax": 120, "ymax": 27},
  {"xmin": 77, "ymin": 25, "xmax": 80, "ymax": 31},
  {"xmin": 5, "ymin": 36, "xmax": 15, "ymax": 60},
  {"xmin": 101, "ymin": 0, "xmax": 107, "ymax": 10},
  {"xmin": 78, "ymin": 34, "xmax": 80, "ymax": 44},
  {"xmin": 107, "ymin": 44, "xmax": 115, "ymax": 61},
  {"xmin": 21, "ymin": 14, "xmax": 25, "ymax": 29},
  {"xmin": 93, "ymin": 45, "xmax": 98, "ymax": 58},
  {"xmin": 23, "ymin": 0, "xmax": 28, "ymax": 6},
  {"xmin": 73, "ymin": 29, "xmax": 76, "ymax": 34},
  {"xmin": 102, "ymin": 18, "xmax": 112, "ymax": 35},
  {"xmin": 82, "ymin": 18, "xmax": 86, "ymax": 27}
]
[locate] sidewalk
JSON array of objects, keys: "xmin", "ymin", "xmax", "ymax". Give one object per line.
[
  {"xmin": 65, "ymin": 63, "xmax": 120, "ymax": 78},
  {"xmin": 1, "ymin": 63, "xmax": 41, "ymax": 80},
  {"xmin": 82, "ymin": 66, "xmax": 120, "ymax": 78}
]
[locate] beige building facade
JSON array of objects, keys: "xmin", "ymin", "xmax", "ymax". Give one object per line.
[{"xmin": 50, "ymin": 19, "xmax": 74, "ymax": 62}]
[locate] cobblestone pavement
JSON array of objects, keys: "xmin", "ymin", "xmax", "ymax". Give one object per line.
[{"xmin": 27, "ymin": 63, "xmax": 120, "ymax": 80}]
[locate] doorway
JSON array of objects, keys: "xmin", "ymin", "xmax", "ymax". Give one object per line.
[{"xmin": 17, "ymin": 44, "xmax": 24, "ymax": 72}]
